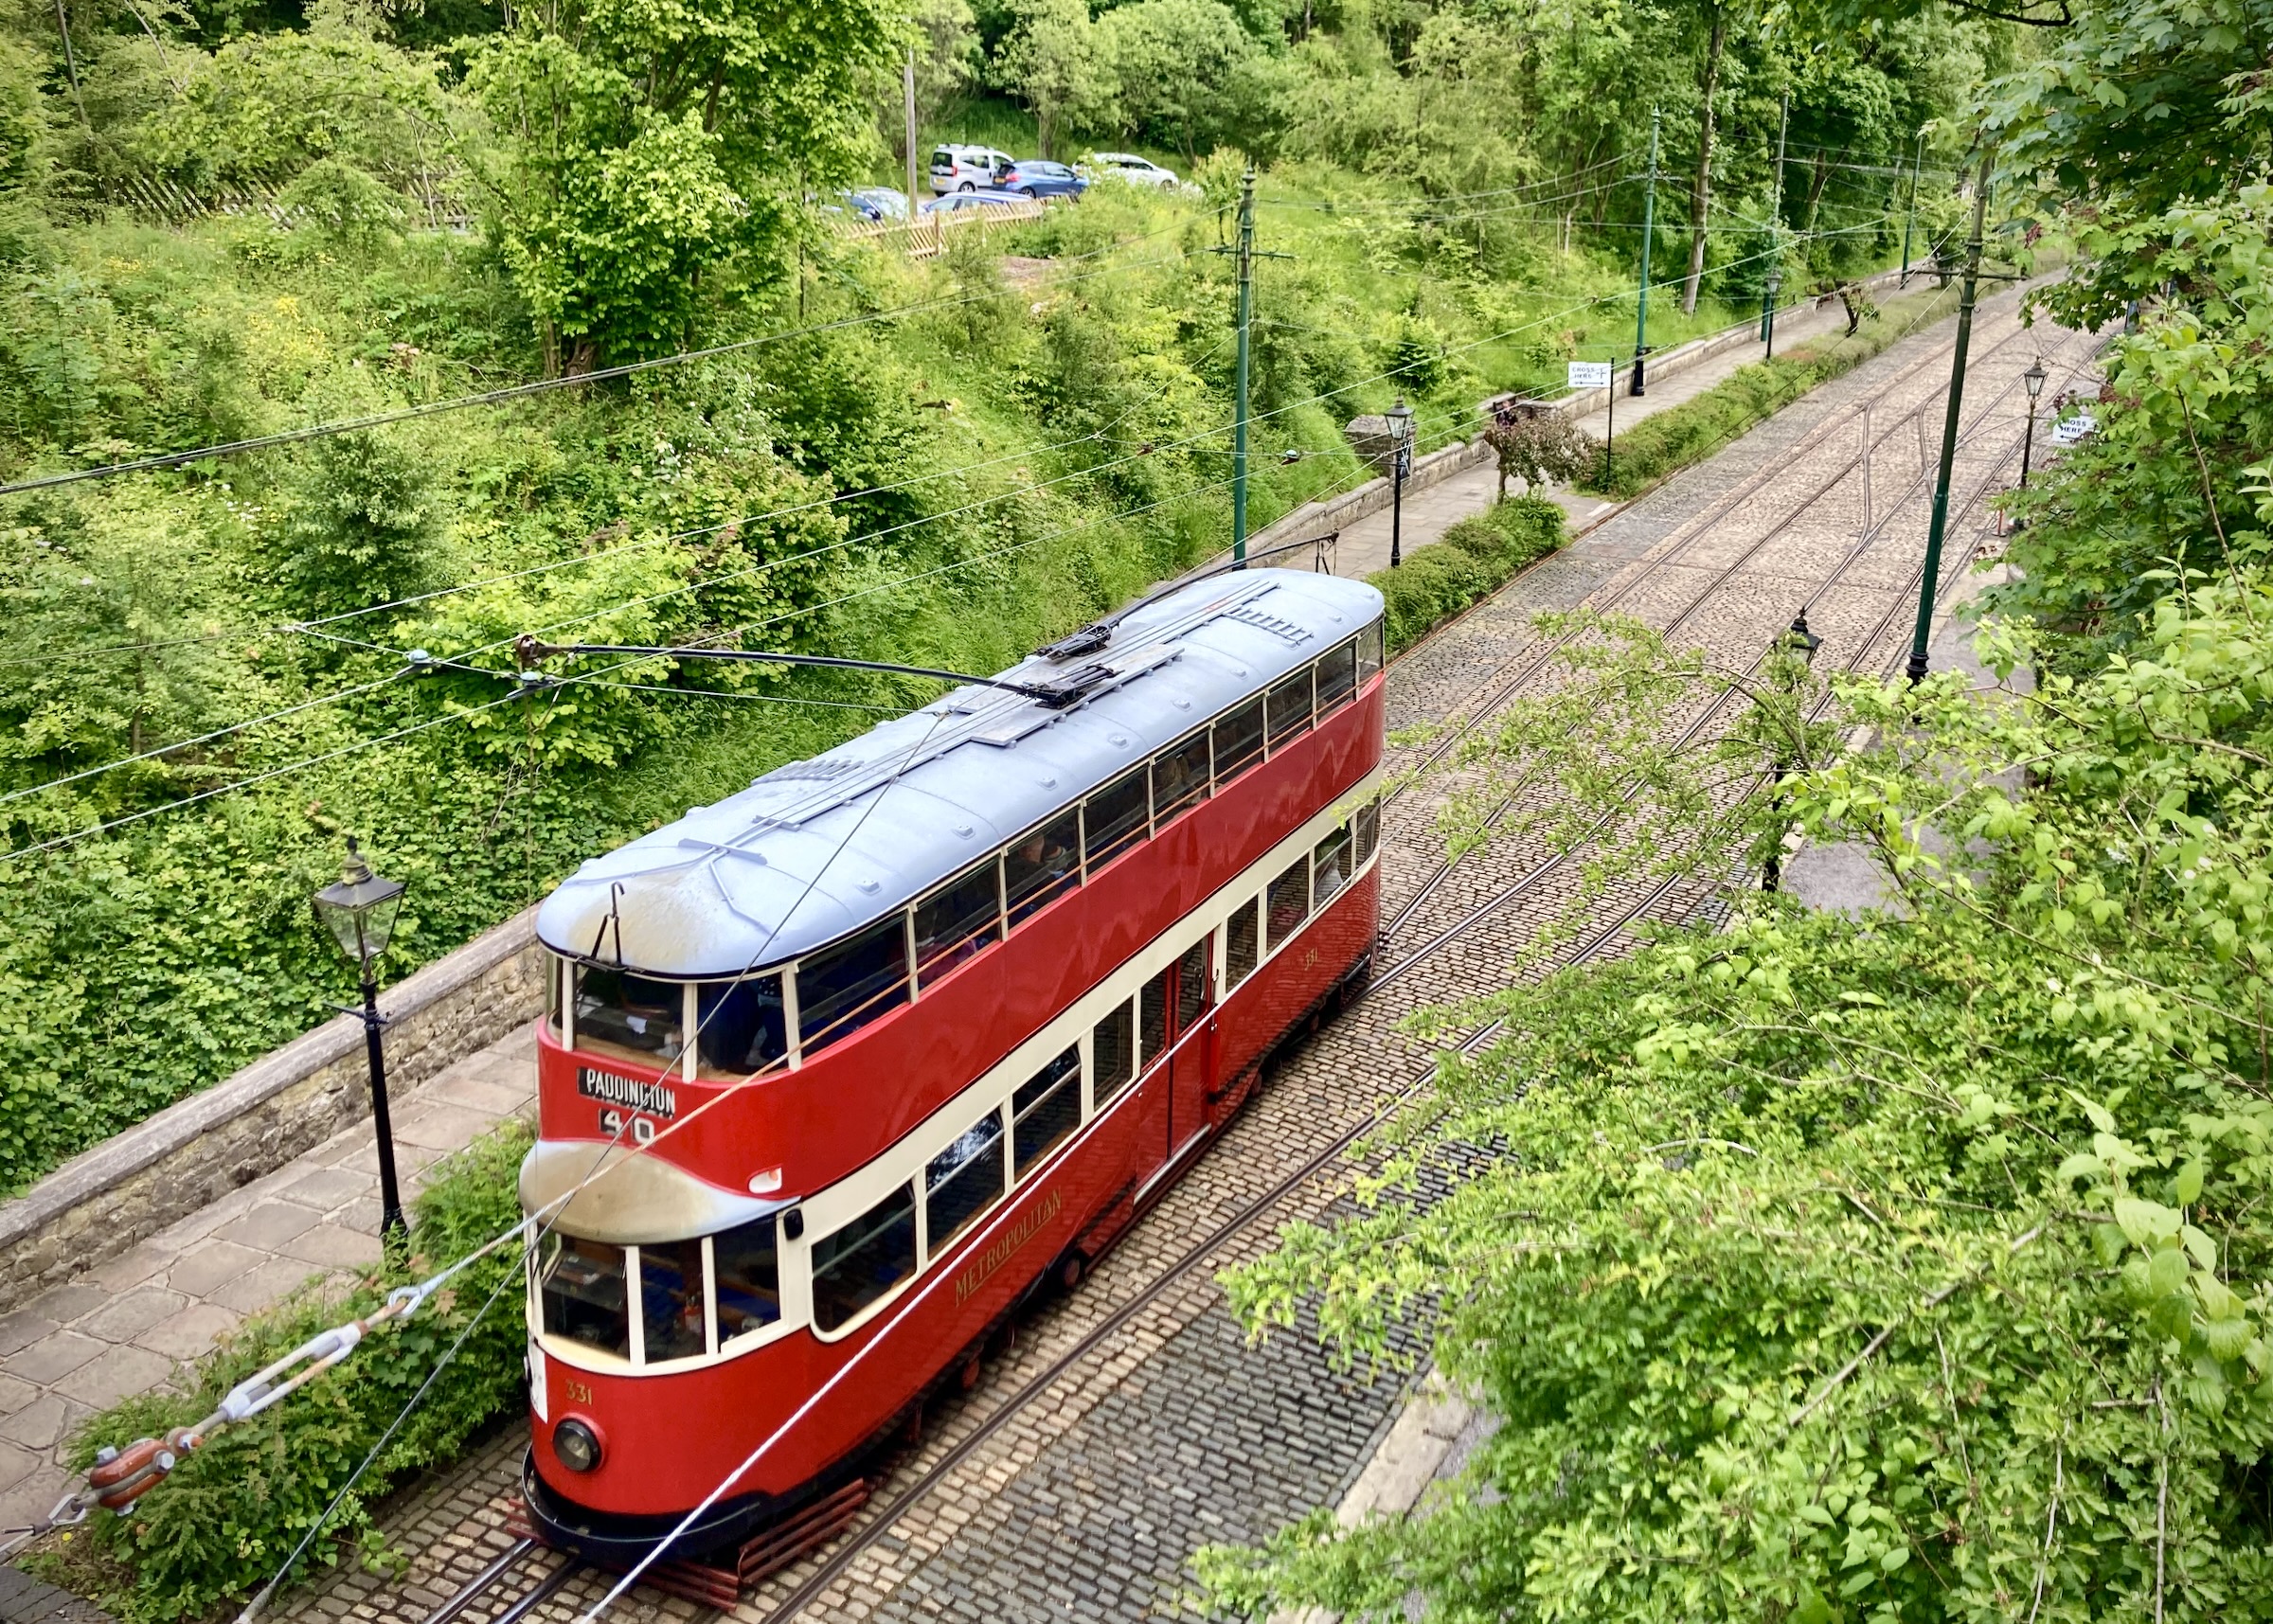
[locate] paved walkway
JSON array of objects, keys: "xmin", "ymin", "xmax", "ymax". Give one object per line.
[
  {"xmin": 1328, "ymin": 291, "xmax": 1888, "ymax": 577},
  {"xmin": 0, "ymin": 1034, "xmax": 538, "ymax": 1533}
]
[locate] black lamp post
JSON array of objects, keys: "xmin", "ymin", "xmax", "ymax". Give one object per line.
[
  {"xmin": 313, "ymin": 837, "xmax": 408, "ymax": 1242},
  {"xmin": 2015, "ymin": 358, "xmax": 2049, "ymax": 527},
  {"xmin": 1762, "ymin": 272, "xmax": 1783, "ymax": 360},
  {"xmin": 1387, "ymin": 399, "xmax": 1414, "ymax": 569},
  {"xmin": 1761, "ymin": 611, "xmax": 1822, "ymax": 893}
]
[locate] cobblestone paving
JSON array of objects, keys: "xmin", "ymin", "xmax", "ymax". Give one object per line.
[{"xmin": 259, "ymin": 284, "xmax": 2093, "ymax": 1624}]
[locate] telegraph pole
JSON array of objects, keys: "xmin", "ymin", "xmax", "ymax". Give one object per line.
[
  {"xmin": 1762, "ymin": 91, "xmax": 1788, "ymax": 348},
  {"xmin": 903, "ymin": 48, "xmax": 921, "ymax": 224},
  {"xmin": 1898, "ymin": 124, "xmax": 1926, "ymax": 288},
  {"xmin": 1631, "ymin": 109, "xmax": 1660, "ymax": 397},
  {"xmin": 1232, "ymin": 168, "xmax": 1256, "ymax": 567},
  {"xmin": 1905, "ymin": 145, "xmax": 1994, "ymax": 685}
]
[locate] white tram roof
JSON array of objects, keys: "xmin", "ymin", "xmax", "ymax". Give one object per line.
[{"xmin": 536, "ymin": 568, "xmax": 1386, "ymax": 978}]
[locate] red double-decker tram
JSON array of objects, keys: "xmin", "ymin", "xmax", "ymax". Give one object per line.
[{"xmin": 517, "ymin": 569, "xmax": 1387, "ymax": 1579}]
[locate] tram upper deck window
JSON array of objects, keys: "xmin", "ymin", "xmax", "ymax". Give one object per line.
[
  {"xmin": 925, "ymin": 1111, "xmax": 1006, "ymax": 1253},
  {"xmin": 639, "ymin": 1239, "xmax": 706, "ymax": 1363},
  {"xmin": 1266, "ymin": 670, "xmax": 1314, "ymax": 750},
  {"xmin": 539, "ymin": 1234, "xmax": 632, "ymax": 1360},
  {"xmin": 1153, "ymin": 731, "xmax": 1209, "ymax": 824},
  {"xmin": 1083, "ymin": 768, "xmax": 1149, "ymax": 871},
  {"xmin": 1357, "ymin": 620, "xmax": 1385, "ymax": 686},
  {"xmin": 1005, "ymin": 809, "xmax": 1080, "ymax": 922},
  {"xmin": 1213, "ymin": 697, "xmax": 1264, "ymax": 783},
  {"xmin": 812, "ymin": 1185, "xmax": 917, "ymax": 1333},
  {"xmin": 1315, "ymin": 639, "xmax": 1358, "ymax": 716},
  {"xmin": 695, "ymin": 973, "xmax": 788, "ymax": 1077},
  {"xmin": 916, "ymin": 862, "xmax": 1003, "ymax": 987},
  {"xmin": 798, "ymin": 916, "xmax": 909, "ymax": 1054},
  {"xmin": 573, "ymin": 967, "xmax": 684, "ymax": 1060},
  {"xmin": 1266, "ymin": 856, "xmax": 1309, "ymax": 951},
  {"xmin": 1012, "ymin": 1046, "xmax": 1081, "ymax": 1174},
  {"xmin": 713, "ymin": 1215, "xmax": 781, "ymax": 1342}
]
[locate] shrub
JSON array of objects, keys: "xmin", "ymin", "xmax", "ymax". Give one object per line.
[
  {"xmin": 50, "ymin": 1121, "xmax": 534, "ymax": 1624},
  {"xmin": 1369, "ymin": 492, "xmax": 1564, "ymax": 652}
]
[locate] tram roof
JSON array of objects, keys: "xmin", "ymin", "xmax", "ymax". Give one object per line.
[{"xmin": 535, "ymin": 568, "xmax": 1386, "ymax": 977}]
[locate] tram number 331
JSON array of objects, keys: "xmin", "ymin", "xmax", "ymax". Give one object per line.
[{"xmin": 600, "ymin": 1107, "xmax": 659, "ymax": 1145}]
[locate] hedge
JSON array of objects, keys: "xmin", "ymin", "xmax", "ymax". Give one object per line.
[
  {"xmin": 36, "ymin": 1122, "xmax": 534, "ymax": 1623},
  {"xmin": 1369, "ymin": 495, "xmax": 1568, "ymax": 653}
]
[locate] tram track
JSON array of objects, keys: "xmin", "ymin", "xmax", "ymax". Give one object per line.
[
  {"xmin": 728, "ymin": 311, "xmax": 2101, "ymax": 1622},
  {"xmin": 352, "ymin": 293, "xmax": 2089, "ymax": 1624}
]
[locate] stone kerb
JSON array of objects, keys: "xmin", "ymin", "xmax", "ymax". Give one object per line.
[{"xmin": 0, "ymin": 906, "xmax": 545, "ymax": 1299}]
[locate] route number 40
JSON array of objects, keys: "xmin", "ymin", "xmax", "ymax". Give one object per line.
[{"xmin": 600, "ymin": 1107, "xmax": 658, "ymax": 1145}]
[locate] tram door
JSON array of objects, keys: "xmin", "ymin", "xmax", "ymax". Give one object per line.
[{"xmin": 1136, "ymin": 940, "xmax": 1217, "ymax": 1174}]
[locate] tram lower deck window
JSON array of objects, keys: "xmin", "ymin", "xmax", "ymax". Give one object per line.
[
  {"xmin": 539, "ymin": 1235, "xmax": 631, "ymax": 1359},
  {"xmin": 1012, "ymin": 1047, "xmax": 1081, "ymax": 1173},
  {"xmin": 1314, "ymin": 826, "xmax": 1353, "ymax": 905},
  {"xmin": 1092, "ymin": 1001, "xmax": 1135, "ymax": 1103},
  {"xmin": 574, "ymin": 967, "xmax": 683, "ymax": 1059},
  {"xmin": 1225, "ymin": 896, "xmax": 1260, "ymax": 988},
  {"xmin": 1266, "ymin": 858, "xmax": 1309, "ymax": 951},
  {"xmin": 812, "ymin": 1186, "xmax": 918, "ymax": 1333},
  {"xmin": 639, "ymin": 1240, "xmax": 707, "ymax": 1363},
  {"xmin": 713, "ymin": 1217, "xmax": 781, "ymax": 1341},
  {"xmin": 926, "ymin": 1113, "xmax": 1007, "ymax": 1252},
  {"xmin": 1354, "ymin": 797, "xmax": 1380, "ymax": 864}
]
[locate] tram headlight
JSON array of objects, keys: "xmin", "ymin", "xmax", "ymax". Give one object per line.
[{"xmin": 553, "ymin": 1418, "xmax": 602, "ymax": 1473}]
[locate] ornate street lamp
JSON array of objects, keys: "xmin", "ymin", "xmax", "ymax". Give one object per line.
[
  {"xmin": 2015, "ymin": 358, "xmax": 2049, "ymax": 528},
  {"xmin": 1387, "ymin": 399, "xmax": 1414, "ymax": 569},
  {"xmin": 313, "ymin": 837, "xmax": 408, "ymax": 1241},
  {"xmin": 1762, "ymin": 271, "xmax": 1784, "ymax": 360}
]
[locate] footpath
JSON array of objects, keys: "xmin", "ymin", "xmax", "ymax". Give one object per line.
[{"xmin": 0, "ymin": 277, "xmax": 1930, "ymax": 1544}]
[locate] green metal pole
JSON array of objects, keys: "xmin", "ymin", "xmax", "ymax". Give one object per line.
[
  {"xmin": 1763, "ymin": 90, "xmax": 1787, "ymax": 347},
  {"xmin": 1898, "ymin": 126, "xmax": 1924, "ymax": 288},
  {"xmin": 1905, "ymin": 145, "xmax": 1994, "ymax": 685},
  {"xmin": 1232, "ymin": 168, "xmax": 1254, "ymax": 568},
  {"xmin": 1631, "ymin": 109, "xmax": 1659, "ymax": 397}
]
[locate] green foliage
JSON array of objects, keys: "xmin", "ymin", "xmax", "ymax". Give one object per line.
[
  {"xmin": 54, "ymin": 1121, "xmax": 534, "ymax": 1623},
  {"xmin": 1369, "ymin": 493, "xmax": 1564, "ymax": 653},
  {"xmin": 277, "ymin": 422, "xmax": 445, "ymax": 614},
  {"xmin": 1205, "ymin": 576, "xmax": 2273, "ymax": 1620}
]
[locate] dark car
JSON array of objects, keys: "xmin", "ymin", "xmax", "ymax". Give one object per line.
[{"xmin": 992, "ymin": 159, "xmax": 1089, "ymax": 201}]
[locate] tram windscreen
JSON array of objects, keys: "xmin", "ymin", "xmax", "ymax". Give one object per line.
[
  {"xmin": 539, "ymin": 1234, "xmax": 632, "ymax": 1359},
  {"xmin": 639, "ymin": 1240, "xmax": 706, "ymax": 1362},
  {"xmin": 714, "ymin": 1216, "xmax": 781, "ymax": 1340},
  {"xmin": 695, "ymin": 974, "xmax": 788, "ymax": 1076},
  {"xmin": 574, "ymin": 967, "xmax": 683, "ymax": 1059}
]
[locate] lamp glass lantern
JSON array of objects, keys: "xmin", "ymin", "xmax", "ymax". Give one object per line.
[
  {"xmin": 313, "ymin": 837, "xmax": 406, "ymax": 973},
  {"xmin": 2024, "ymin": 357, "xmax": 2049, "ymax": 401}
]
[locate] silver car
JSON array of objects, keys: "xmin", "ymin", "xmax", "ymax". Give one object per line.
[{"xmin": 930, "ymin": 144, "xmax": 1013, "ymax": 195}]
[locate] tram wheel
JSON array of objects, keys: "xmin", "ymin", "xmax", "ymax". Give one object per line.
[
  {"xmin": 958, "ymin": 1352, "xmax": 982, "ymax": 1391},
  {"xmin": 1057, "ymin": 1252, "xmax": 1086, "ymax": 1292}
]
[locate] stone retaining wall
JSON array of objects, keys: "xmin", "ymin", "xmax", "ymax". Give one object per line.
[{"xmin": 0, "ymin": 908, "xmax": 545, "ymax": 1299}]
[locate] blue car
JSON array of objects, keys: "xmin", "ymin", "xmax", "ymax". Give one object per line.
[
  {"xmin": 921, "ymin": 188, "xmax": 1032, "ymax": 216},
  {"xmin": 992, "ymin": 159, "xmax": 1088, "ymax": 201}
]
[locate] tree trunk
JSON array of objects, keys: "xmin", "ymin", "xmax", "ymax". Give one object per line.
[{"xmin": 1680, "ymin": 5, "xmax": 1725, "ymax": 315}]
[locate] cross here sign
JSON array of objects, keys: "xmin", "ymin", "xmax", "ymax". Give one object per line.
[{"xmin": 1568, "ymin": 360, "xmax": 1615, "ymax": 390}]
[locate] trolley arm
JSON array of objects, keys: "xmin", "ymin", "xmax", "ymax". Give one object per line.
[{"xmin": 514, "ymin": 638, "xmax": 1076, "ymax": 705}]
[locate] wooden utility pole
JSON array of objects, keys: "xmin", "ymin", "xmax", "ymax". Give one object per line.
[{"xmin": 904, "ymin": 49, "xmax": 921, "ymax": 227}]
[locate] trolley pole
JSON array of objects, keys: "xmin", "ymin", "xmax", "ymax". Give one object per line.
[
  {"xmin": 903, "ymin": 48, "xmax": 921, "ymax": 228},
  {"xmin": 1905, "ymin": 145, "xmax": 1994, "ymax": 686},
  {"xmin": 1232, "ymin": 168, "xmax": 1255, "ymax": 567},
  {"xmin": 1898, "ymin": 125, "xmax": 1925, "ymax": 288},
  {"xmin": 1762, "ymin": 91, "xmax": 1788, "ymax": 348},
  {"xmin": 1631, "ymin": 109, "xmax": 1659, "ymax": 396}
]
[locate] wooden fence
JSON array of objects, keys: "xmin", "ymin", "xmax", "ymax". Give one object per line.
[{"xmin": 825, "ymin": 196, "xmax": 1049, "ymax": 259}]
